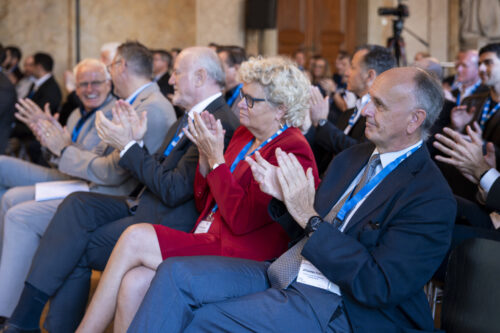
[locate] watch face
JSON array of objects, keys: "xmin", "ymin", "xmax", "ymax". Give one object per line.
[
  {"xmin": 307, "ymin": 216, "xmax": 323, "ymax": 234},
  {"xmin": 310, "ymin": 216, "xmax": 322, "ymax": 229}
]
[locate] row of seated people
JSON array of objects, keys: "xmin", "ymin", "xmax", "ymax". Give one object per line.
[{"xmin": 0, "ymin": 40, "xmax": 495, "ymax": 332}]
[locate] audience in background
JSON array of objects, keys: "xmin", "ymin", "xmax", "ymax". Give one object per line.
[
  {"xmin": 1, "ymin": 47, "xmax": 23, "ymax": 85},
  {"xmin": 217, "ymin": 45, "xmax": 247, "ymax": 117},
  {"xmin": 0, "ymin": 45, "xmax": 17, "ymax": 155}
]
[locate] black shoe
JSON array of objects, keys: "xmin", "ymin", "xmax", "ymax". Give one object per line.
[{"xmin": 0, "ymin": 323, "xmax": 40, "ymax": 333}]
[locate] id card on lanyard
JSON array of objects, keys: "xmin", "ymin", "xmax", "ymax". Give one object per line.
[{"xmin": 193, "ymin": 125, "xmax": 289, "ymax": 234}]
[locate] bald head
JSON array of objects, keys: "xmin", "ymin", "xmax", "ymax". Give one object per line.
[
  {"xmin": 179, "ymin": 47, "xmax": 225, "ymax": 88},
  {"xmin": 362, "ymin": 67, "xmax": 443, "ymax": 152},
  {"xmin": 455, "ymin": 50, "xmax": 480, "ymax": 86},
  {"xmin": 168, "ymin": 46, "xmax": 226, "ymax": 110}
]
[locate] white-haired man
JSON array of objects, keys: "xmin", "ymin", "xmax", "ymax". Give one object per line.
[{"xmin": 1, "ymin": 46, "xmax": 238, "ymax": 333}]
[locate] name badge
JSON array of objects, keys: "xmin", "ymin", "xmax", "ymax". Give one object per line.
[
  {"xmin": 297, "ymin": 259, "xmax": 340, "ymax": 295},
  {"xmin": 194, "ymin": 220, "xmax": 212, "ymax": 234}
]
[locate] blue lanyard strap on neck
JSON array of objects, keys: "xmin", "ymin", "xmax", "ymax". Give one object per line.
[
  {"xmin": 210, "ymin": 124, "xmax": 289, "ymax": 215},
  {"xmin": 227, "ymin": 84, "xmax": 243, "ymax": 107},
  {"xmin": 71, "ymin": 107, "xmax": 98, "ymax": 142},
  {"xmin": 480, "ymin": 97, "xmax": 500, "ymax": 129},
  {"xmin": 333, "ymin": 144, "xmax": 422, "ymax": 227}
]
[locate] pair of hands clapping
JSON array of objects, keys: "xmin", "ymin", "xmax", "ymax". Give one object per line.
[
  {"xmin": 434, "ymin": 122, "xmax": 496, "ymax": 184},
  {"xmin": 246, "ymin": 148, "xmax": 317, "ymax": 229},
  {"xmin": 15, "ymin": 99, "xmax": 71, "ymax": 156},
  {"xmin": 95, "ymin": 100, "xmax": 147, "ymax": 151},
  {"xmin": 183, "ymin": 111, "xmax": 225, "ymax": 177}
]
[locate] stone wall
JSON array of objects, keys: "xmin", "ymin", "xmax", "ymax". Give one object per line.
[{"xmin": 0, "ymin": 0, "xmax": 245, "ymax": 95}]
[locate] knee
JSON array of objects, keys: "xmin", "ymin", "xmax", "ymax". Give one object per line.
[
  {"xmin": 118, "ymin": 223, "xmax": 155, "ymax": 256},
  {"xmin": 1, "ymin": 188, "xmax": 19, "ymax": 213}
]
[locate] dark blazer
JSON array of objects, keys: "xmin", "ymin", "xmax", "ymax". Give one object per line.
[
  {"xmin": 11, "ymin": 75, "xmax": 62, "ymax": 140},
  {"xmin": 270, "ymin": 143, "xmax": 456, "ymax": 332},
  {"xmin": 309, "ymin": 107, "xmax": 368, "ymax": 176},
  {"xmin": 486, "ymin": 176, "xmax": 500, "ymax": 212},
  {"xmin": 32, "ymin": 75, "xmax": 62, "ymax": 114},
  {"xmin": 156, "ymin": 72, "xmax": 173, "ymax": 98},
  {"xmin": 438, "ymin": 91, "xmax": 500, "ymax": 201},
  {"xmin": 118, "ymin": 96, "xmax": 239, "ymax": 232},
  {"xmin": 0, "ymin": 71, "xmax": 17, "ymax": 153}
]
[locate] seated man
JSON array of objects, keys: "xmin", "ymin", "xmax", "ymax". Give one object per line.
[
  {"xmin": 128, "ymin": 67, "xmax": 456, "ymax": 332},
  {"xmin": 436, "ymin": 43, "xmax": 500, "ymax": 202},
  {"xmin": 0, "ymin": 47, "xmax": 175, "ymax": 325},
  {"xmin": 435, "ymin": 123, "xmax": 499, "ymax": 229},
  {"xmin": 307, "ymin": 45, "xmax": 395, "ymax": 175},
  {"xmin": 0, "ymin": 46, "xmax": 238, "ymax": 333}
]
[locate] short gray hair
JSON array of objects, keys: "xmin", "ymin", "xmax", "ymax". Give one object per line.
[
  {"xmin": 239, "ymin": 56, "xmax": 310, "ymax": 128},
  {"xmin": 412, "ymin": 68, "xmax": 444, "ymax": 139},
  {"xmin": 183, "ymin": 47, "xmax": 226, "ymax": 88},
  {"xmin": 73, "ymin": 58, "xmax": 110, "ymax": 80}
]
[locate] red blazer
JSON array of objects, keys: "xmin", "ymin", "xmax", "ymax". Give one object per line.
[{"xmin": 154, "ymin": 126, "xmax": 319, "ymax": 262}]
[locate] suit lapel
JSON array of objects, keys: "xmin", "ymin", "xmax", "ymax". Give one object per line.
[
  {"xmin": 161, "ymin": 96, "xmax": 226, "ymax": 155},
  {"xmin": 344, "ymin": 145, "xmax": 427, "ymax": 233},
  {"xmin": 335, "ymin": 107, "xmax": 355, "ymax": 130},
  {"xmin": 485, "ymin": 107, "xmax": 500, "ymax": 139},
  {"xmin": 315, "ymin": 144, "xmax": 372, "ymax": 218}
]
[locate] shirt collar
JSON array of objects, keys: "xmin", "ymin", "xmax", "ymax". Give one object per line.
[
  {"xmin": 355, "ymin": 93, "xmax": 371, "ymax": 112},
  {"xmin": 34, "ymin": 73, "xmax": 52, "ymax": 90},
  {"xmin": 373, "ymin": 140, "xmax": 423, "ymax": 168},
  {"xmin": 187, "ymin": 92, "xmax": 222, "ymax": 118},
  {"xmin": 125, "ymin": 82, "xmax": 154, "ymax": 104},
  {"xmin": 153, "ymin": 71, "xmax": 168, "ymax": 82},
  {"xmin": 461, "ymin": 79, "xmax": 482, "ymax": 95}
]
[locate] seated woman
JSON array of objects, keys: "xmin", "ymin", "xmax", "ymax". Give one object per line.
[{"xmin": 75, "ymin": 56, "xmax": 319, "ymax": 333}]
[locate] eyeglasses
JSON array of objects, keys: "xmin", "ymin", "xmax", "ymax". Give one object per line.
[
  {"xmin": 240, "ymin": 90, "xmax": 266, "ymax": 108},
  {"xmin": 106, "ymin": 59, "xmax": 121, "ymax": 72},
  {"xmin": 76, "ymin": 80, "xmax": 107, "ymax": 89}
]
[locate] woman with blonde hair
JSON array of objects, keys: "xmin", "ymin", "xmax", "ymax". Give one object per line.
[{"xmin": 76, "ymin": 56, "xmax": 319, "ymax": 332}]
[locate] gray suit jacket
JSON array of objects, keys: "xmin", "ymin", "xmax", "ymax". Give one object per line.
[{"xmin": 58, "ymin": 82, "xmax": 176, "ymax": 196}]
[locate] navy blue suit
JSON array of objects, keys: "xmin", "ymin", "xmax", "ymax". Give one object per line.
[{"xmin": 130, "ymin": 143, "xmax": 456, "ymax": 333}]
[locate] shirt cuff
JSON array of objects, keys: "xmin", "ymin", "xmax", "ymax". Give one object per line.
[
  {"xmin": 120, "ymin": 140, "xmax": 144, "ymax": 157},
  {"xmin": 479, "ymin": 168, "xmax": 500, "ymax": 195}
]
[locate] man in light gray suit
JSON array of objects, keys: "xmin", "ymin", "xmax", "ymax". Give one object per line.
[{"xmin": 0, "ymin": 42, "xmax": 175, "ymax": 322}]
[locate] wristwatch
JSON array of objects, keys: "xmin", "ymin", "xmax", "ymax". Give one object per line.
[
  {"xmin": 317, "ymin": 119, "xmax": 327, "ymax": 127},
  {"xmin": 305, "ymin": 216, "xmax": 324, "ymax": 236}
]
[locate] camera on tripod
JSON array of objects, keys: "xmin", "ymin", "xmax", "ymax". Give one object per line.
[{"xmin": 378, "ymin": 3, "xmax": 409, "ymax": 19}]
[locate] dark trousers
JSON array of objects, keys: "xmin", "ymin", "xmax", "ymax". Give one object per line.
[
  {"xmin": 129, "ymin": 256, "xmax": 351, "ymax": 333},
  {"xmin": 26, "ymin": 191, "xmax": 134, "ymax": 333}
]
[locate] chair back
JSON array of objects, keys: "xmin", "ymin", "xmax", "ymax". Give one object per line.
[{"xmin": 441, "ymin": 238, "xmax": 500, "ymax": 333}]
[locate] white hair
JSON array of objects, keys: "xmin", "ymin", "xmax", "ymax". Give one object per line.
[{"xmin": 73, "ymin": 58, "xmax": 110, "ymax": 80}]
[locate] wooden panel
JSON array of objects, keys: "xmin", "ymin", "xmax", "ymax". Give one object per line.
[{"xmin": 277, "ymin": 0, "xmax": 357, "ymax": 70}]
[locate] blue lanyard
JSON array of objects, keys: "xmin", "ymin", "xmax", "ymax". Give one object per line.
[
  {"xmin": 480, "ymin": 97, "xmax": 500, "ymax": 129},
  {"xmin": 71, "ymin": 108, "xmax": 96, "ymax": 142},
  {"xmin": 334, "ymin": 144, "xmax": 422, "ymax": 227},
  {"xmin": 456, "ymin": 81, "xmax": 481, "ymax": 106},
  {"xmin": 71, "ymin": 95, "xmax": 112, "ymax": 142},
  {"xmin": 127, "ymin": 82, "xmax": 153, "ymax": 105},
  {"xmin": 349, "ymin": 96, "xmax": 371, "ymax": 127},
  {"xmin": 227, "ymin": 84, "xmax": 243, "ymax": 107},
  {"xmin": 209, "ymin": 124, "xmax": 289, "ymax": 216},
  {"xmin": 163, "ymin": 116, "xmax": 188, "ymax": 156}
]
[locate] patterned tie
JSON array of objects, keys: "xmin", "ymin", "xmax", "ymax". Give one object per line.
[{"xmin": 267, "ymin": 154, "xmax": 381, "ymax": 290}]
